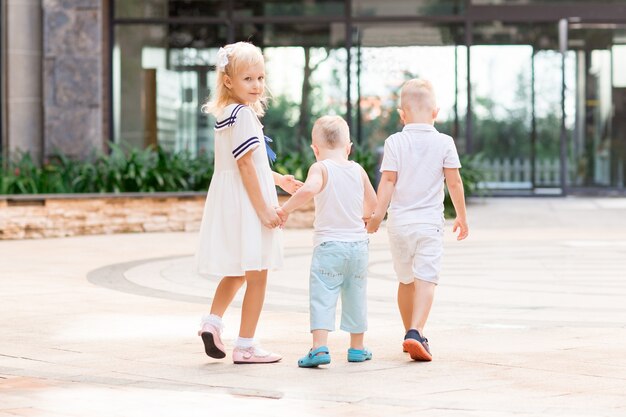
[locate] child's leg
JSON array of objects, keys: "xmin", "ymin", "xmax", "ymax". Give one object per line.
[
  {"xmin": 349, "ymin": 333, "xmax": 364, "ymax": 350},
  {"xmin": 409, "ymin": 278, "xmax": 436, "ymax": 332},
  {"xmin": 239, "ymin": 269, "xmax": 268, "ymax": 338},
  {"xmin": 232, "ymin": 269, "xmax": 282, "ymax": 364},
  {"xmin": 312, "ymin": 329, "xmax": 329, "ymax": 349},
  {"xmin": 200, "ymin": 276, "xmax": 244, "ymax": 359},
  {"xmin": 347, "ymin": 332, "xmax": 371, "ymax": 362},
  {"xmin": 298, "ymin": 242, "xmax": 342, "ymax": 367},
  {"xmin": 340, "ymin": 241, "xmax": 371, "ymax": 362},
  {"xmin": 210, "ymin": 276, "xmax": 246, "ymax": 317},
  {"xmin": 397, "ymin": 282, "xmax": 415, "ymax": 331},
  {"xmin": 298, "ymin": 329, "xmax": 331, "ymax": 368},
  {"xmin": 309, "ymin": 243, "xmax": 343, "ymax": 338},
  {"xmin": 403, "ymin": 278, "xmax": 436, "ymax": 361}
]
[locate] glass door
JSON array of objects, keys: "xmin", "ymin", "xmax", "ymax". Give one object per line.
[
  {"xmin": 568, "ymin": 24, "xmax": 626, "ymax": 190},
  {"xmin": 470, "ymin": 22, "xmax": 576, "ymax": 194}
]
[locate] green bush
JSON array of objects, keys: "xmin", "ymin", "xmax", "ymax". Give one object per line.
[
  {"xmin": 444, "ymin": 154, "xmax": 483, "ymax": 218},
  {"xmin": 1, "ymin": 145, "xmax": 482, "ymax": 221},
  {"xmin": 273, "ymin": 148, "xmax": 316, "ymax": 182},
  {"xmin": 1, "ymin": 144, "xmax": 213, "ymax": 194},
  {"xmin": 272, "ymin": 144, "xmax": 379, "ymax": 185}
]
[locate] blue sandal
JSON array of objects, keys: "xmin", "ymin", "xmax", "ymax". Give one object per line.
[
  {"xmin": 298, "ymin": 346, "xmax": 331, "ymax": 368},
  {"xmin": 347, "ymin": 347, "xmax": 372, "ymax": 362}
]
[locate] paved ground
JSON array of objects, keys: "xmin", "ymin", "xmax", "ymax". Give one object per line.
[{"xmin": 1, "ymin": 197, "xmax": 626, "ymax": 417}]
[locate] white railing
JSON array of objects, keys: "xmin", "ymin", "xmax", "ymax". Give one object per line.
[{"xmin": 476, "ymin": 157, "xmax": 561, "ymax": 189}]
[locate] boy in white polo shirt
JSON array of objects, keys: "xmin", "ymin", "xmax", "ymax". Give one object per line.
[
  {"xmin": 278, "ymin": 115, "xmax": 377, "ymax": 368},
  {"xmin": 366, "ymin": 79, "xmax": 468, "ymax": 361}
]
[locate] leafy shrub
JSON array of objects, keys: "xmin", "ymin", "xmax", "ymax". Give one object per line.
[
  {"xmin": 1, "ymin": 144, "xmax": 482, "ymax": 221},
  {"xmin": 444, "ymin": 154, "xmax": 484, "ymax": 217},
  {"xmin": 1, "ymin": 144, "xmax": 213, "ymax": 194}
]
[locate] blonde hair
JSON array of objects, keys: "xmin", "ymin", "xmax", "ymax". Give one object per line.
[
  {"xmin": 400, "ymin": 78, "xmax": 437, "ymax": 113},
  {"xmin": 202, "ymin": 42, "xmax": 267, "ymax": 117},
  {"xmin": 312, "ymin": 116, "xmax": 350, "ymax": 149}
]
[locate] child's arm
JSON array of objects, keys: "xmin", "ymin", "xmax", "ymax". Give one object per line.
[
  {"xmin": 277, "ymin": 163, "xmax": 325, "ymax": 224},
  {"xmin": 366, "ymin": 170, "xmax": 397, "ymax": 233},
  {"xmin": 444, "ymin": 168, "xmax": 469, "ymax": 241},
  {"xmin": 237, "ymin": 152, "xmax": 281, "ymax": 228},
  {"xmin": 272, "ymin": 171, "xmax": 303, "ymax": 195},
  {"xmin": 360, "ymin": 167, "xmax": 377, "ymax": 223}
]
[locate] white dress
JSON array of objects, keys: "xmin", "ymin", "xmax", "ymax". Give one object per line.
[{"xmin": 196, "ymin": 104, "xmax": 283, "ymax": 276}]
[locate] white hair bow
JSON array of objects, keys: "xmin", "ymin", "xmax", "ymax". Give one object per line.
[{"xmin": 216, "ymin": 47, "xmax": 233, "ymax": 71}]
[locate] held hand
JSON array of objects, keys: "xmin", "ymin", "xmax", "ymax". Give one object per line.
[
  {"xmin": 275, "ymin": 206, "xmax": 289, "ymax": 228},
  {"xmin": 366, "ymin": 213, "xmax": 382, "ymax": 234},
  {"xmin": 259, "ymin": 206, "xmax": 282, "ymax": 229},
  {"xmin": 452, "ymin": 217, "xmax": 469, "ymax": 241},
  {"xmin": 280, "ymin": 175, "xmax": 304, "ymax": 195}
]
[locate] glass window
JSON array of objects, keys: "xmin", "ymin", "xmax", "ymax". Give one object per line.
[
  {"xmin": 235, "ymin": 22, "xmax": 346, "ymax": 48},
  {"xmin": 351, "ymin": 23, "xmax": 466, "ymax": 150},
  {"xmin": 231, "ymin": 23, "xmax": 347, "ymax": 157},
  {"xmin": 115, "ymin": 1, "xmax": 228, "ymax": 20},
  {"xmin": 352, "ymin": 0, "xmax": 464, "ymax": 17},
  {"xmin": 470, "ymin": 22, "xmax": 576, "ymax": 190},
  {"xmin": 233, "ymin": 0, "xmax": 344, "ymax": 17},
  {"xmin": 568, "ymin": 25, "xmax": 626, "ymax": 188},
  {"xmin": 614, "ymin": 44, "xmax": 626, "ymax": 87},
  {"xmin": 471, "ymin": 0, "xmax": 626, "ymax": 4},
  {"xmin": 113, "ymin": 24, "xmax": 227, "ymax": 156},
  {"xmin": 472, "ymin": 21, "xmax": 559, "ymax": 49}
]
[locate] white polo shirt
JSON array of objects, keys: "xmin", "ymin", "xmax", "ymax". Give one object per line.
[{"xmin": 380, "ymin": 123, "xmax": 461, "ymax": 227}]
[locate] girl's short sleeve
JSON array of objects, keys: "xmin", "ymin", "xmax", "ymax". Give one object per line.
[{"xmin": 231, "ymin": 107, "xmax": 261, "ymax": 160}]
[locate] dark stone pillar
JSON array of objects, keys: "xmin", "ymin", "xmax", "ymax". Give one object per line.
[{"xmin": 43, "ymin": 0, "xmax": 104, "ymax": 159}]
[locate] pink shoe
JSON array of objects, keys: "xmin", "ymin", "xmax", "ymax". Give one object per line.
[
  {"xmin": 232, "ymin": 345, "xmax": 282, "ymax": 364},
  {"xmin": 198, "ymin": 322, "xmax": 226, "ymax": 359}
]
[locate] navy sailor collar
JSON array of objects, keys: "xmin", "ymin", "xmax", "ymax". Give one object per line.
[{"xmin": 214, "ymin": 103, "xmax": 263, "ymax": 131}]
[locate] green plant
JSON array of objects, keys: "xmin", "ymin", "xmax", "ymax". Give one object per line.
[
  {"xmin": 444, "ymin": 154, "xmax": 484, "ymax": 218},
  {"xmin": 273, "ymin": 148, "xmax": 316, "ymax": 182},
  {"xmin": 1, "ymin": 144, "xmax": 214, "ymax": 195},
  {"xmin": 272, "ymin": 144, "xmax": 380, "ymax": 185},
  {"xmin": 0, "ymin": 152, "xmax": 69, "ymax": 194},
  {"xmin": 350, "ymin": 145, "xmax": 379, "ymax": 185}
]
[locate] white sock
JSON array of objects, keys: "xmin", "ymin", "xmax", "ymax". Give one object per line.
[
  {"xmin": 236, "ymin": 337, "xmax": 254, "ymax": 348},
  {"xmin": 201, "ymin": 314, "xmax": 224, "ymax": 331}
]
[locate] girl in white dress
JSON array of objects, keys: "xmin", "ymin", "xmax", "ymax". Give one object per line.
[{"xmin": 196, "ymin": 42, "xmax": 301, "ymax": 364}]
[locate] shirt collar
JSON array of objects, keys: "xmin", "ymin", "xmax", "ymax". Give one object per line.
[{"xmin": 402, "ymin": 123, "xmax": 438, "ymax": 133}]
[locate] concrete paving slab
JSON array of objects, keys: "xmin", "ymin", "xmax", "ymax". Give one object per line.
[{"xmin": 1, "ymin": 197, "xmax": 626, "ymax": 416}]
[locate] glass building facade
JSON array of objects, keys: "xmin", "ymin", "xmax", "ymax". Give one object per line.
[{"xmin": 111, "ymin": 0, "xmax": 626, "ymax": 193}]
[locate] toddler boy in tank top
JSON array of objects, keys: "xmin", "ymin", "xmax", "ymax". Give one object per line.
[{"xmin": 278, "ymin": 116, "xmax": 377, "ymax": 367}]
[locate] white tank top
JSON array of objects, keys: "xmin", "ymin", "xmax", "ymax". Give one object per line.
[{"xmin": 313, "ymin": 159, "xmax": 367, "ymax": 247}]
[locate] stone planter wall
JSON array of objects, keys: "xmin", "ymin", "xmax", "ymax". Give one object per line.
[{"xmin": 0, "ymin": 193, "xmax": 314, "ymax": 240}]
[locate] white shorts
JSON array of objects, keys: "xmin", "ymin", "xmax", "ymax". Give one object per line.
[{"xmin": 387, "ymin": 223, "xmax": 444, "ymax": 285}]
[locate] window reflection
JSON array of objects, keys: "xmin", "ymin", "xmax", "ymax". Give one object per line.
[
  {"xmin": 352, "ymin": 23, "xmax": 466, "ymax": 150},
  {"xmin": 111, "ymin": 1, "xmax": 626, "ymax": 191},
  {"xmin": 113, "ymin": 25, "xmax": 225, "ymax": 155},
  {"xmin": 115, "ymin": 1, "xmax": 228, "ymax": 19},
  {"xmin": 569, "ymin": 25, "xmax": 626, "ymax": 187},
  {"xmin": 233, "ymin": 0, "xmax": 344, "ymax": 17},
  {"xmin": 352, "ymin": 0, "xmax": 464, "ymax": 16}
]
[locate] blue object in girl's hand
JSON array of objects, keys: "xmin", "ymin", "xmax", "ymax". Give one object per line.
[{"xmin": 264, "ymin": 135, "xmax": 277, "ymax": 165}]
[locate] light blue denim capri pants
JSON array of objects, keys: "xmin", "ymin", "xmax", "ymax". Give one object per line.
[{"xmin": 309, "ymin": 240, "xmax": 368, "ymax": 333}]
